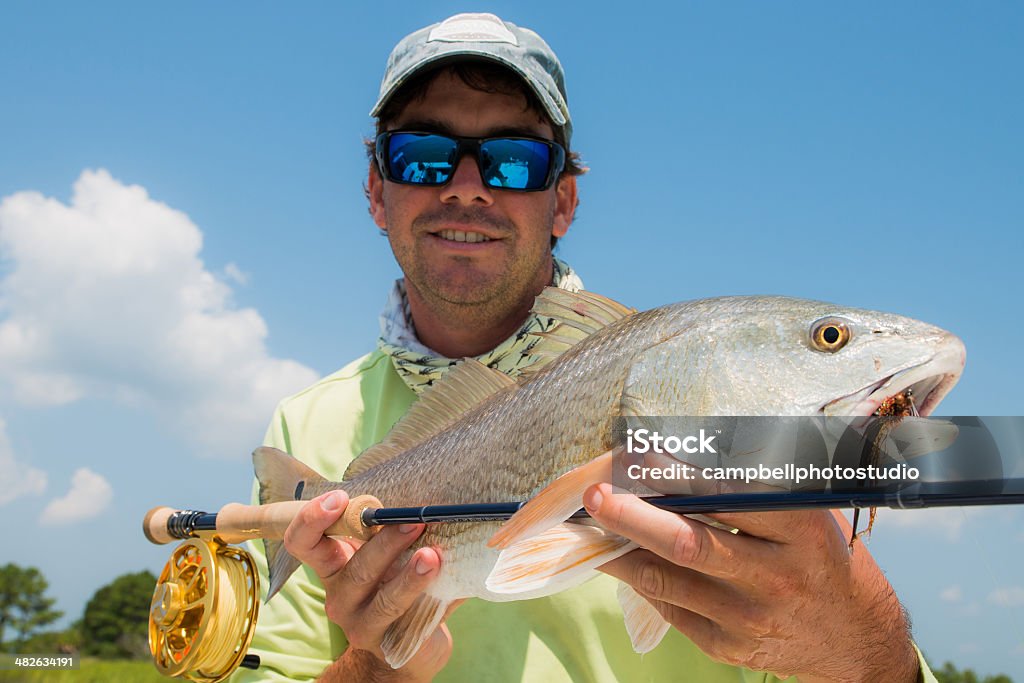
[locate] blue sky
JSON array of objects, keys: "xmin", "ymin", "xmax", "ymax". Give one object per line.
[{"xmin": 0, "ymin": 1, "xmax": 1021, "ymax": 677}]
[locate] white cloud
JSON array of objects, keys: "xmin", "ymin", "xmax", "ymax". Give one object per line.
[
  {"xmin": 0, "ymin": 169, "xmax": 319, "ymax": 456},
  {"xmin": 0, "ymin": 417, "xmax": 46, "ymax": 505},
  {"xmin": 223, "ymin": 262, "xmax": 248, "ymax": 286},
  {"xmin": 874, "ymin": 507, "xmax": 971, "ymax": 542},
  {"xmin": 988, "ymin": 586, "xmax": 1024, "ymax": 608},
  {"xmin": 39, "ymin": 467, "xmax": 112, "ymax": 525},
  {"xmin": 939, "ymin": 585, "xmax": 962, "ymax": 602}
]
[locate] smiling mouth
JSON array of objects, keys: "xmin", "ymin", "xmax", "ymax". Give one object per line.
[{"xmin": 435, "ymin": 229, "xmax": 493, "ymax": 243}]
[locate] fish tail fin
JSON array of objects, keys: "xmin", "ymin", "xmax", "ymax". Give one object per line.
[
  {"xmin": 617, "ymin": 582, "xmax": 670, "ymax": 653},
  {"xmin": 381, "ymin": 593, "xmax": 450, "ymax": 669},
  {"xmin": 252, "ymin": 446, "xmax": 330, "ymax": 600},
  {"xmin": 486, "ymin": 522, "xmax": 636, "ymax": 596},
  {"xmin": 253, "ymin": 446, "xmax": 329, "ymax": 505},
  {"xmin": 488, "ymin": 448, "xmax": 615, "ymax": 550}
]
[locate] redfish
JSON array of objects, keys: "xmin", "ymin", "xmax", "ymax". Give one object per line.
[{"xmin": 255, "ymin": 288, "xmax": 964, "ymax": 667}]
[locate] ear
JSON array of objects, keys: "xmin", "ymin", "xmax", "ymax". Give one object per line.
[
  {"xmin": 368, "ymin": 161, "xmax": 387, "ymax": 229},
  {"xmin": 552, "ymin": 175, "xmax": 578, "ymax": 239}
]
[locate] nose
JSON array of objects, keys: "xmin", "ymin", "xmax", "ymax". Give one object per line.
[{"xmin": 441, "ymin": 153, "xmax": 495, "ymax": 207}]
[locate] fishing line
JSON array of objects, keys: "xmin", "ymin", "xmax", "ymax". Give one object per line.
[{"xmin": 198, "ymin": 554, "xmax": 249, "ymax": 676}]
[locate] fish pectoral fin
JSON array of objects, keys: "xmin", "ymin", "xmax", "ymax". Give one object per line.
[
  {"xmin": 486, "ymin": 523, "xmax": 636, "ymax": 596},
  {"xmin": 530, "ymin": 287, "xmax": 635, "ymax": 337},
  {"xmin": 488, "ymin": 448, "xmax": 617, "ymax": 550},
  {"xmin": 886, "ymin": 417, "xmax": 959, "ymax": 458},
  {"xmin": 380, "ymin": 593, "xmax": 449, "ymax": 669},
  {"xmin": 617, "ymin": 582, "xmax": 670, "ymax": 653},
  {"xmin": 518, "ymin": 288, "xmax": 636, "ymax": 379}
]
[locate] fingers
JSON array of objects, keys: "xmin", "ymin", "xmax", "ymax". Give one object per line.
[
  {"xmin": 621, "ymin": 447, "xmax": 843, "ymax": 544},
  {"xmin": 699, "ymin": 510, "xmax": 804, "ymax": 543},
  {"xmin": 702, "ymin": 507, "xmax": 840, "ymax": 545},
  {"xmin": 597, "ymin": 473, "xmax": 839, "ymax": 546},
  {"xmin": 603, "ymin": 550, "xmax": 811, "ymax": 664},
  {"xmin": 585, "ymin": 483, "xmax": 768, "ymax": 580},
  {"xmin": 601, "ymin": 548, "xmax": 744, "ymax": 623},
  {"xmin": 330, "ymin": 523, "xmax": 427, "ymax": 610},
  {"xmin": 284, "ymin": 491, "xmax": 359, "ymax": 579},
  {"xmin": 326, "ymin": 536, "xmax": 443, "ymax": 656},
  {"xmin": 600, "ymin": 563, "xmax": 738, "ymax": 664},
  {"xmin": 361, "ymin": 547, "xmax": 441, "ymax": 633},
  {"xmin": 283, "ymin": 491, "xmax": 458, "ymax": 672},
  {"xmin": 643, "ymin": 598, "xmax": 732, "ymax": 660}
]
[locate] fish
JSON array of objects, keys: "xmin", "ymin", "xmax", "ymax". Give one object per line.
[{"xmin": 254, "ymin": 288, "xmax": 965, "ymax": 668}]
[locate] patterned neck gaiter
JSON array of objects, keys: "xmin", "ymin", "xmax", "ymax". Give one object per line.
[{"xmin": 377, "ymin": 258, "xmax": 584, "ymax": 394}]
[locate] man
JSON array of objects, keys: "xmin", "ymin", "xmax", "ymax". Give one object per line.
[{"xmin": 234, "ymin": 13, "xmax": 934, "ymax": 682}]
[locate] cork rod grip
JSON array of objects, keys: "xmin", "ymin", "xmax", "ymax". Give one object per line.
[{"xmin": 143, "ymin": 495, "xmax": 383, "ymax": 545}]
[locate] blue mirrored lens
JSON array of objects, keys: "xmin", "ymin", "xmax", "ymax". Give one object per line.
[
  {"xmin": 479, "ymin": 139, "xmax": 551, "ymax": 189},
  {"xmin": 387, "ymin": 133, "xmax": 456, "ymax": 185}
]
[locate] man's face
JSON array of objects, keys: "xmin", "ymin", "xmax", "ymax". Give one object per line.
[{"xmin": 368, "ymin": 70, "xmax": 577, "ymax": 310}]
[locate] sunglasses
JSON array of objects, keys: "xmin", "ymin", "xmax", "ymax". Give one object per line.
[{"xmin": 375, "ymin": 131, "xmax": 566, "ymax": 192}]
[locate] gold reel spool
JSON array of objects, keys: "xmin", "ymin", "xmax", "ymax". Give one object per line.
[{"xmin": 149, "ymin": 537, "xmax": 260, "ymax": 682}]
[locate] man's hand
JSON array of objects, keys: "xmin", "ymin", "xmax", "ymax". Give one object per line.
[
  {"xmin": 586, "ymin": 483, "xmax": 920, "ymax": 683},
  {"xmin": 283, "ymin": 490, "xmax": 457, "ymax": 682}
]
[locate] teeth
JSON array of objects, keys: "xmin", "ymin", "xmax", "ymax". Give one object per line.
[{"xmin": 439, "ymin": 229, "xmax": 491, "ymax": 243}]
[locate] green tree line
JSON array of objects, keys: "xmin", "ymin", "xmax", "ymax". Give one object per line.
[
  {"xmin": 934, "ymin": 662, "xmax": 1016, "ymax": 683},
  {"xmin": 0, "ymin": 562, "xmax": 1018, "ymax": 682},
  {"xmin": 0, "ymin": 563, "xmax": 153, "ymax": 658}
]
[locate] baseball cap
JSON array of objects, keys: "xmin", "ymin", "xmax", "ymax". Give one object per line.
[{"xmin": 370, "ymin": 13, "xmax": 572, "ymax": 144}]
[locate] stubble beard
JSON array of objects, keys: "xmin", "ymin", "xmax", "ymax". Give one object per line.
[{"xmin": 390, "ymin": 205, "xmax": 556, "ymax": 331}]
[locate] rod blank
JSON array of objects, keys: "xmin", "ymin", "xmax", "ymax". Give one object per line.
[{"xmin": 145, "ymin": 481, "xmax": 1024, "ymax": 546}]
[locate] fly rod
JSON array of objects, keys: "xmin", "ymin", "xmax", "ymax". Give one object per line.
[{"xmin": 145, "ymin": 479, "xmax": 1024, "ymax": 546}]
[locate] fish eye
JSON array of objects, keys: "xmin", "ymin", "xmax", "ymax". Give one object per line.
[{"xmin": 809, "ymin": 318, "xmax": 851, "ymax": 353}]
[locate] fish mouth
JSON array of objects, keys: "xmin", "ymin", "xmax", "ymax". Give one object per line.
[{"xmin": 823, "ymin": 339, "xmax": 965, "ymax": 419}]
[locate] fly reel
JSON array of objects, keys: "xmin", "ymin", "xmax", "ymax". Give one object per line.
[
  {"xmin": 149, "ymin": 536, "xmax": 260, "ymax": 682},
  {"xmin": 143, "ymin": 498, "xmax": 380, "ymax": 681}
]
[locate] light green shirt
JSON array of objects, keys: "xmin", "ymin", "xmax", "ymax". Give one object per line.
[{"xmin": 231, "ymin": 350, "xmax": 935, "ymax": 682}]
